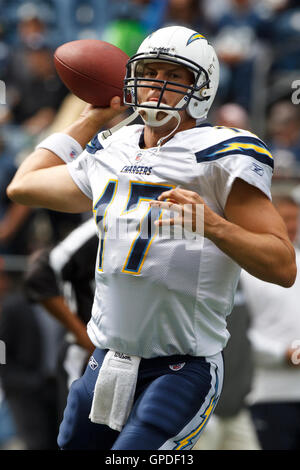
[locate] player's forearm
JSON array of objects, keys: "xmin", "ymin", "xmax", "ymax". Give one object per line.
[
  {"xmin": 7, "ymin": 164, "xmax": 92, "ymax": 212},
  {"xmin": 207, "ymin": 216, "xmax": 296, "ymax": 287},
  {"xmin": 10, "ymin": 98, "xmax": 123, "ymax": 178},
  {"xmin": 42, "ymin": 296, "xmax": 94, "ymax": 353},
  {"xmin": 11, "ymin": 115, "xmax": 100, "ymax": 178},
  {"xmin": 63, "ymin": 97, "xmax": 126, "ymax": 147},
  {"xmin": 62, "ymin": 114, "xmax": 102, "ymax": 148}
]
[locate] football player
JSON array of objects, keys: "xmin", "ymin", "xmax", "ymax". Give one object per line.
[{"xmin": 7, "ymin": 26, "xmax": 296, "ymax": 450}]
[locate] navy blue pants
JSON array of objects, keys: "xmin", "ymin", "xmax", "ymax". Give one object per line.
[
  {"xmin": 250, "ymin": 402, "xmax": 300, "ymax": 450},
  {"xmin": 57, "ymin": 348, "xmax": 223, "ymax": 450}
]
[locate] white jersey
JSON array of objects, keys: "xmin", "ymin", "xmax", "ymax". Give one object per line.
[{"xmin": 67, "ymin": 123, "xmax": 273, "ymax": 358}]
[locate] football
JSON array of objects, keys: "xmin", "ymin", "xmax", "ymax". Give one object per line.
[{"xmin": 54, "ymin": 39, "xmax": 129, "ymax": 107}]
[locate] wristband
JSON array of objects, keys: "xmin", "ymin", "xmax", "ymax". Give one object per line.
[{"xmin": 36, "ymin": 132, "xmax": 83, "ymax": 163}]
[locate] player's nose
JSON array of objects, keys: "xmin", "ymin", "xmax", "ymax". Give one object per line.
[{"xmin": 149, "ymin": 71, "xmax": 166, "ymax": 90}]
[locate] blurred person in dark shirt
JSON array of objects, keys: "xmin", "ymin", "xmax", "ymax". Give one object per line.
[
  {"xmin": 0, "ymin": 134, "xmax": 33, "ymax": 255},
  {"xmin": 24, "ymin": 218, "xmax": 97, "ymax": 421},
  {"xmin": 211, "ymin": 0, "xmax": 273, "ymax": 110},
  {"xmin": 163, "ymin": 0, "xmax": 211, "ymax": 34},
  {"xmin": 0, "ymin": 7, "xmax": 67, "ymax": 136},
  {"xmin": 266, "ymin": 100, "xmax": 300, "ymax": 176},
  {"xmin": 2, "ymin": 39, "xmax": 67, "ymax": 136},
  {"xmin": 0, "ymin": 289, "xmax": 63, "ymax": 449}
]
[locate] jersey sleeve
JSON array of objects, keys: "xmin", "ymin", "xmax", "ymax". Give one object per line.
[
  {"xmin": 67, "ymin": 151, "xmax": 93, "ymax": 200},
  {"xmin": 67, "ymin": 133, "xmax": 107, "ymax": 200},
  {"xmin": 199, "ymin": 134, "xmax": 274, "ymax": 209}
]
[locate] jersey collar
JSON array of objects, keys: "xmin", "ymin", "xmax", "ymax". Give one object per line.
[{"xmin": 138, "ymin": 123, "xmax": 212, "ymax": 149}]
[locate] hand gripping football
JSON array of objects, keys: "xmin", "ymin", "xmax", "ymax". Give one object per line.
[{"xmin": 54, "ymin": 39, "xmax": 129, "ymax": 107}]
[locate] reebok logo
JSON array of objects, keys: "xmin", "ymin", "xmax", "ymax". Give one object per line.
[
  {"xmin": 88, "ymin": 356, "xmax": 99, "ymax": 370},
  {"xmin": 114, "ymin": 352, "xmax": 131, "ymax": 361},
  {"xmin": 251, "ymin": 162, "xmax": 264, "ymax": 176}
]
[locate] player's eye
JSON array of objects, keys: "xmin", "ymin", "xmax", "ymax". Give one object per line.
[
  {"xmin": 143, "ymin": 69, "xmax": 157, "ymax": 78},
  {"xmin": 169, "ymin": 72, "xmax": 180, "ymax": 80}
]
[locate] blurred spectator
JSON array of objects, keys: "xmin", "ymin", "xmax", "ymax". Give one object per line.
[
  {"xmin": 2, "ymin": 39, "xmax": 67, "ymax": 136},
  {"xmin": 0, "ymin": 20, "xmax": 10, "ymax": 76},
  {"xmin": 0, "ymin": 256, "xmax": 24, "ymax": 450},
  {"xmin": 241, "ymin": 195, "xmax": 300, "ymax": 450},
  {"xmin": 213, "ymin": 102, "xmax": 250, "ymax": 130},
  {"xmin": 0, "ymin": 3, "xmax": 68, "ymax": 142},
  {"xmin": 211, "ymin": 0, "xmax": 272, "ymax": 110},
  {"xmin": 193, "ymin": 283, "xmax": 260, "ymax": 450},
  {"xmin": 130, "ymin": 0, "xmax": 169, "ymax": 33},
  {"xmin": 0, "ymin": 291, "xmax": 64, "ymax": 449},
  {"xmin": 50, "ymin": 0, "xmax": 167, "ymax": 42},
  {"xmin": 15, "ymin": 11, "xmax": 48, "ymax": 48},
  {"xmin": 266, "ymin": 2, "xmax": 300, "ymax": 73},
  {"xmin": 24, "ymin": 217, "xmax": 97, "ymax": 421},
  {"xmin": 0, "ymin": 385, "xmax": 26, "ymax": 450},
  {"xmin": 163, "ymin": 0, "xmax": 210, "ymax": 34},
  {"xmin": 0, "ymin": 134, "xmax": 33, "ymax": 255},
  {"xmin": 266, "ymin": 100, "xmax": 300, "ymax": 177},
  {"xmin": 202, "ymin": 0, "xmax": 232, "ymax": 26}
]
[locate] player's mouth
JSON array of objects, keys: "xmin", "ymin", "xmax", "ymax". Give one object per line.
[{"xmin": 147, "ymin": 95, "xmax": 167, "ymax": 105}]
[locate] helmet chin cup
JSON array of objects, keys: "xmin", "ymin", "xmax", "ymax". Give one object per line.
[{"xmin": 137, "ymin": 101, "xmax": 180, "ymax": 127}]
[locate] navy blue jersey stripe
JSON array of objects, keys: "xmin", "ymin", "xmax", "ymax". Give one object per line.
[
  {"xmin": 86, "ymin": 134, "xmax": 104, "ymax": 154},
  {"xmin": 195, "ymin": 136, "xmax": 274, "ymax": 169}
]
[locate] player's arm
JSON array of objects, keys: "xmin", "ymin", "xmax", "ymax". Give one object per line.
[
  {"xmin": 24, "ymin": 248, "xmax": 95, "ymax": 353},
  {"xmin": 221, "ymin": 178, "xmax": 296, "ymax": 287},
  {"xmin": 42, "ymin": 296, "xmax": 95, "ymax": 354},
  {"xmin": 6, "ymin": 97, "xmax": 125, "ymax": 212},
  {"xmin": 151, "ymin": 179, "xmax": 297, "ymax": 288},
  {"xmin": 27, "ymin": 259, "xmax": 94, "ymax": 352},
  {"xmin": 7, "ymin": 163, "xmax": 91, "ymax": 212}
]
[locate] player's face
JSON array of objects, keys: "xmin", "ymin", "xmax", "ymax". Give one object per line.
[{"xmin": 136, "ymin": 61, "xmax": 194, "ymax": 108}]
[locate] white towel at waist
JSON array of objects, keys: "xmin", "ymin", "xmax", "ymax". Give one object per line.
[{"xmin": 89, "ymin": 350, "xmax": 141, "ymax": 432}]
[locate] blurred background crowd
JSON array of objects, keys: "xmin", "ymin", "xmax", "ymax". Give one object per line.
[{"xmin": 0, "ymin": 0, "xmax": 300, "ymax": 451}]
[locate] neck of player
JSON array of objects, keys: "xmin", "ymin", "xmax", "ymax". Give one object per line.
[{"xmin": 142, "ymin": 113, "xmax": 196, "ymax": 149}]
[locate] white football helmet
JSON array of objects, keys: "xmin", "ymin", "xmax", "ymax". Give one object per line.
[{"xmin": 123, "ymin": 25, "xmax": 219, "ymax": 126}]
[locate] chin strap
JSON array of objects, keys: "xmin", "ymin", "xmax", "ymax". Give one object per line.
[
  {"xmin": 156, "ymin": 112, "xmax": 181, "ymax": 149},
  {"xmin": 138, "ymin": 96, "xmax": 185, "ymax": 149},
  {"xmin": 137, "ymin": 96, "xmax": 187, "ymax": 128},
  {"xmin": 100, "ymin": 110, "xmax": 139, "ymax": 140},
  {"xmin": 137, "ymin": 101, "xmax": 176, "ymax": 128},
  {"xmin": 100, "ymin": 97, "xmax": 185, "ymax": 147}
]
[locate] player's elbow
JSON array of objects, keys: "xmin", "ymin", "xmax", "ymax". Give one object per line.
[
  {"xmin": 7, "ymin": 179, "xmax": 17, "ymax": 201},
  {"xmin": 7, "ymin": 178, "xmax": 31, "ymax": 206},
  {"xmin": 7, "ymin": 180, "xmax": 21, "ymax": 202},
  {"xmin": 275, "ymin": 250, "xmax": 297, "ymax": 288},
  {"xmin": 268, "ymin": 238, "xmax": 297, "ymax": 288},
  {"xmin": 279, "ymin": 262, "xmax": 297, "ymax": 288}
]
